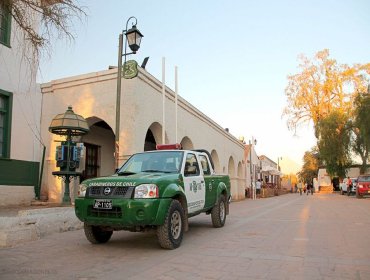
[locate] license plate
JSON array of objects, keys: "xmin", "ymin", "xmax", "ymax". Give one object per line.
[{"xmin": 93, "ymin": 199, "xmax": 112, "ymax": 209}]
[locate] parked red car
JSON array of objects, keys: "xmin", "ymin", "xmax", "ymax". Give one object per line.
[{"xmin": 356, "ymin": 174, "xmax": 370, "ymax": 198}]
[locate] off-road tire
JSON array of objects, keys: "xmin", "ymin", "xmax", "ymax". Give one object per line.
[
  {"xmin": 157, "ymin": 200, "xmax": 184, "ymax": 249},
  {"xmin": 211, "ymin": 194, "xmax": 227, "ymax": 228},
  {"xmin": 84, "ymin": 223, "xmax": 113, "ymax": 244}
]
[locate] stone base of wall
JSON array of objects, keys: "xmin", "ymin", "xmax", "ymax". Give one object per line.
[
  {"xmin": 319, "ymin": 186, "xmax": 333, "ymax": 193},
  {"xmin": 0, "ymin": 186, "xmax": 35, "ymax": 207},
  {"xmin": 231, "ymin": 184, "xmax": 246, "ymax": 201},
  {"xmin": 260, "ymin": 188, "xmax": 289, "ymax": 198},
  {"xmin": 0, "ymin": 207, "xmax": 82, "ymax": 247}
]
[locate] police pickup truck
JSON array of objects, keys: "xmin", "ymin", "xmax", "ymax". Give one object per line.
[{"xmin": 75, "ymin": 144, "xmax": 231, "ymax": 249}]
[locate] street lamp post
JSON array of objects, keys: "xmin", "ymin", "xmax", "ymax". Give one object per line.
[
  {"xmin": 115, "ymin": 16, "xmax": 144, "ymax": 170},
  {"xmin": 277, "ymin": 157, "xmax": 282, "ymax": 171},
  {"xmin": 277, "ymin": 156, "xmax": 282, "ymax": 188}
]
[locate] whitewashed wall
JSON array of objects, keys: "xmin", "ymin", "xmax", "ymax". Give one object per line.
[
  {"xmin": 41, "ymin": 68, "xmax": 246, "ymax": 202},
  {"xmin": 0, "ymin": 9, "xmax": 42, "ymax": 206}
]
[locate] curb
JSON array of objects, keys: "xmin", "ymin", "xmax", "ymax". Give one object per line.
[{"xmin": 0, "ymin": 207, "xmax": 83, "ymax": 247}]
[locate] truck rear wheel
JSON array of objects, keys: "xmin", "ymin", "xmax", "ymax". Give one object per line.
[
  {"xmin": 157, "ymin": 200, "xmax": 184, "ymax": 249},
  {"xmin": 84, "ymin": 223, "xmax": 113, "ymax": 244},
  {"xmin": 211, "ymin": 194, "xmax": 226, "ymax": 228}
]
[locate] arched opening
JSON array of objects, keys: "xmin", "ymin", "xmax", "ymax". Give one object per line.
[
  {"xmin": 211, "ymin": 149, "xmax": 221, "ymax": 173},
  {"xmin": 144, "ymin": 122, "xmax": 169, "ymax": 151},
  {"xmin": 180, "ymin": 136, "xmax": 193, "ymax": 150},
  {"xmin": 228, "ymin": 156, "xmax": 237, "ymax": 200},
  {"xmin": 237, "ymin": 161, "xmax": 244, "ymax": 196},
  {"xmin": 228, "ymin": 156, "xmax": 235, "ymax": 177},
  {"xmin": 144, "ymin": 129, "xmax": 156, "ymax": 151},
  {"xmin": 237, "ymin": 161, "xmax": 243, "ymax": 179},
  {"xmin": 80, "ymin": 117, "xmax": 115, "ymax": 181}
]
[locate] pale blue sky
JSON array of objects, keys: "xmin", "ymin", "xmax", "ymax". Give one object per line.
[{"xmin": 38, "ymin": 0, "xmax": 370, "ymax": 172}]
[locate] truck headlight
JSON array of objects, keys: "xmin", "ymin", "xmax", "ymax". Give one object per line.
[
  {"xmin": 134, "ymin": 184, "xmax": 159, "ymax": 199},
  {"xmin": 78, "ymin": 183, "xmax": 88, "ymax": 197}
]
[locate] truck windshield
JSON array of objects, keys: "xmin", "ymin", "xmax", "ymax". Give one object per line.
[{"xmin": 118, "ymin": 151, "xmax": 184, "ymax": 174}]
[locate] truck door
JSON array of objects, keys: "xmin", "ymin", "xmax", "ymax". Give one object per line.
[
  {"xmin": 199, "ymin": 154, "xmax": 217, "ymax": 209},
  {"xmin": 183, "ymin": 152, "xmax": 205, "ymax": 214}
]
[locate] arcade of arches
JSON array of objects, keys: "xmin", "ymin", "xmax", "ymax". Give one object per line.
[{"xmin": 68, "ymin": 119, "xmax": 245, "ymax": 202}]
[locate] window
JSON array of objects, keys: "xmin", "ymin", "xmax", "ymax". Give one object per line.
[
  {"xmin": 199, "ymin": 155, "xmax": 211, "ymax": 175},
  {"xmin": 0, "ymin": 89, "xmax": 12, "ymax": 158},
  {"xmin": 0, "ymin": 2, "xmax": 11, "ymax": 46},
  {"xmin": 184, "ymin": 153, "xmax": 200, "ymax": 177},
  {"xmin": 82, "ymin": 143, "xmax": 99, "ymax": 180},
  {"xmin": 118, "ymin": 151, "xmax": 183, "ymax": 174}
]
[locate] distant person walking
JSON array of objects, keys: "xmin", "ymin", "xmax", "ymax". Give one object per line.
[
  {"xmin": 347, "ymin": 177, "xmax": 353, "ymax": 196},
  {"xmin": 306, "ymin": 183, "xmax": 313, "ymax": 195},
  {"xmin": 297, "ymin": 182, "xmax": 303, "ymax": 195},
  {"xmin": 256, "ymin": 179, "xmax": 262, "ymax": 198}
]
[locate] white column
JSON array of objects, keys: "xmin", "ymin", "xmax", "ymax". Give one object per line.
[
  {"xmin": 175, "ymin": 66, "xmax": 178, "ymax": 143},
  {"xmin": 162, "ymin": 57, "xmax": 166, "ymax": 144}
]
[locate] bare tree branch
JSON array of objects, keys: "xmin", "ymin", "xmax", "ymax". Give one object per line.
[{"xmin": 3, "ymin": 0, "xmax": 86, "ymax": 69}]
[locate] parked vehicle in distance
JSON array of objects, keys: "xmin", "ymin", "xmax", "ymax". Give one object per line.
[
  {"xmin": 356, "ymin": 174, "xmax": 370, "ymax": 198},
  {"xmin": 339, "ymin": 177, "xmax": 357, "ymax": 196},
  {"xmin": 75, "ymin": 145, "xmax": 231, "ymax": 249},
  {"xmin": 318, "ymin": 169, "xmax": 331, "ymax": 191}
]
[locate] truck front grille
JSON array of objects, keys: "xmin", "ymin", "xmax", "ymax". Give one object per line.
[
  {"xmin": 87, "ymin": 186, "xmax": 133, "ymax": 198},
  {"xmin": 87, "ymin": 206, "xmax": 122, "ymax": 218}
]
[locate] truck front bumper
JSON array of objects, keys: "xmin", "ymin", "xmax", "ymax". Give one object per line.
[{"xmin": 75, "ymin": 197, "xmax": 172, "ymax": 227}]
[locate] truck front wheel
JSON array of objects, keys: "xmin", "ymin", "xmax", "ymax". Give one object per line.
[
  {"xmin": 84, "ymin": 223, "xmax": 113, "ymax": 244},
  {"xmin": 211, "ymin": 194, "xmax": 227, "ymax": 228},
  {"xmin": 157, "ymin": 200, "xmax": 184, "ymax": 249}
]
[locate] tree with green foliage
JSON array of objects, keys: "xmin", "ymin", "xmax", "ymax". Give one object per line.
[
  {"xmin": 317, "ymin": 111, "xmax": 352, "ymax": 178},
  {"xmin": 351, "ymin": 87, "xmax": 370, "ymax": 173},
  {"xmin": 297, "ymin": 148, "xmax": 319, "ymax": 184}
]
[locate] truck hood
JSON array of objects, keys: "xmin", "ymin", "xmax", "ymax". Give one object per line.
[{"xmin": 83, "ymin": 172, "xmax": 181, "ymax": 187}]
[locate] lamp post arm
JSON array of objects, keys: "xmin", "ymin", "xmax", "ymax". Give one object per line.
[
  {"xmin": 124, "ymin": 16, "xmax": 138, "ymax": 64},
  {"xmin": 123, "ymin": 51, "xmax": 136, "ymax": 57},
  {"xmin": 125, "ymin": 16, "xmax": 137, "ymax": 32}
]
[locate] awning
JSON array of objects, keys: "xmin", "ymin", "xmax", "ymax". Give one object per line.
[
  {"xmin": 270, "ymin": 170, "xmax": 283, "ymax": 176},
  {"xmin": 261, "ymin": 166, "xmax": 282, "ymax": 176}
]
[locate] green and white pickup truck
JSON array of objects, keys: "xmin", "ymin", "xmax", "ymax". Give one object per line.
[{"xmin": 75, "ymin": 145, "xmax": 231, "ymax": 249}]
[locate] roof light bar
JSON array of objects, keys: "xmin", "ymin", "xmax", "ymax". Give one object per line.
[{"xmin": 156, "ymin": 143, "xmax": 182, "ymax": 150}]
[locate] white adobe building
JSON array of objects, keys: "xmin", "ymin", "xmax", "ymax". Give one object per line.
[
  {"xmin": 259, "ymin": 155, "xmax": 281, "ymax": 186},
  {"xmin": 0, "ymin": 3, "xmax": 273, "ymax": 206},
  {"xmin": 0, "ymin": 3, "xmax": 42, "ymax": 206},
  {"xmin": 40, "ymin": 67, "xmax": 248, "ymax": 202},
  {"xmin": 245, "ymin": 140, "xmax": 259, "ymax": 191}
]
